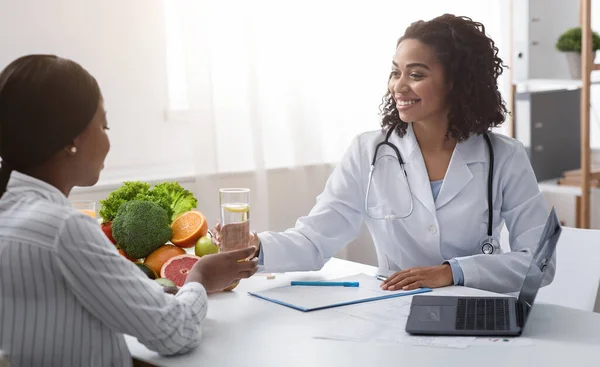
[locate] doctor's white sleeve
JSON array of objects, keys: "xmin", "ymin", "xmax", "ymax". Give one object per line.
[
  {"xmin": 454, "ymin": 142, "xmax": 555, "ymax": 293},
  {"xmin": 258, "ymin": 136, "xmax": 366, "ymax": 273}
]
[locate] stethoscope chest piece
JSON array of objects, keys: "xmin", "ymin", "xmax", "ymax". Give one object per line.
[{"xmin": 481, "ymin": 237, "xmax": 499, "ymax": 255}]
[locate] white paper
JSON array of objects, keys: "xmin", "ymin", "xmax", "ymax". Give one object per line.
[
  {"xmin": 315, "ymin": 299, "xmax": 533, "ymax": 349},
  {"xmin": 332, "ymin": 296, "xmax": 413, "ymax": 323},
  {"xmin": 471, "ymin": 337, "xmax": 533, "ymax": 347},
  {"xmin": 314, "ymin": 315, "xmax": 383, "ymax": 342},
  {"xmin": 314, "ymin": 315, "xmax": 474, "ymax": 348},
  {"xmin": 251, "ymin": 273, "xmax": 425, "ymax": 310}
]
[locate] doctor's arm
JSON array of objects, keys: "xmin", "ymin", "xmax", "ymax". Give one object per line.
[
  {"xmin": 454, "ymin": 142, "xmax": 554, "ymax": 293},
  {"xmin": 256, "ymin": 136, "xmax": 366, "ymax": 273}
]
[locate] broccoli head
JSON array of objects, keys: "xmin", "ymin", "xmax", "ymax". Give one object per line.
[
  {"xmin": 133, "ymin": 191, "xmax": 174, "ymax": 220},
  {"xmin": 111, "ymin": 200, "xmax": 173, "ymax": 259},
  {"xmin": 99, "ymin": 181, "xmax": 151, "ymax": 223}
]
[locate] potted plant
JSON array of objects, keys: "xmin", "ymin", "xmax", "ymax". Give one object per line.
[{"xmin": 556, "ymin": 27, "xmax": 600, "ymax": 79}]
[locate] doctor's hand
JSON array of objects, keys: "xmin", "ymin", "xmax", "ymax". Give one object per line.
[
  {"xmin": 380, "ymin": 264, "xmax": 453, "ymax": 291},
  {"xmin": 212, "ymin": 222, "xmax": 261, "ymax": 258}
]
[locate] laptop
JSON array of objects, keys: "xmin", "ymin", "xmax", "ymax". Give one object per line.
[{"xmin": 405, "ymin": 207, "xmax": 562, "ymax": 336}]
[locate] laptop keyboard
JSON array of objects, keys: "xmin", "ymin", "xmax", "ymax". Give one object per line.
[{"xmin": 455, "ymin": 298, "xmax": 510, "ymax": 331}]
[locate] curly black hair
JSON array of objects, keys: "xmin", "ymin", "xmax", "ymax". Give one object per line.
[{"xmin": 380, "ymin": 14, "xmax": 507, "ymax": 141}]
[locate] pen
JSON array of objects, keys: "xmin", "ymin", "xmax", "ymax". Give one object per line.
[
  {"xmin": 290, "ymin": 281, "xmax": 360, "ymax": 287},
  {"xmin": 376, "ymin": 275, "xmax": 388, "ymax": 281}
]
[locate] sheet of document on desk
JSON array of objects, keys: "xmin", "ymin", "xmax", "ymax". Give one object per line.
[
  {"xmin": 314, "ymin": 314, "xmax": 474, "ymax": 348},
  {"xmin": 321, "ymin": 290, "xmax": 473, "ymax": 347},
  {"xmin": 332, "ymin": 296, "xmax": 412, "ymax": 323},
  {"xmin": 309, "ymin": 278, "xmax": 534, "ymax": 348},
  {"xmin": 314, "ymin": 315, "xmax": 533, "ymax": 348},
  {"xmin": 315, "ymin": 300, "xmax": 533, "ymax": 348},
  {"xmin": 471, "ymin": 337, "xmax": 533, "ymax": 347}
]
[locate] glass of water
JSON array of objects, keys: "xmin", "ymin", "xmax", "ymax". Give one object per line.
[
  {"xmin": 219, "ymin": 188, "xmax": 250, "ymax": 253},
  {"xmin": 71, "ymin": 200, "xmax": 97, "ymax": 218}
]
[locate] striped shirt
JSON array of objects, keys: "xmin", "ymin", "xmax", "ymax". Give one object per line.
[{"xmin": 0, "ymin": 171, "xmax": 207, "ymax": 366}]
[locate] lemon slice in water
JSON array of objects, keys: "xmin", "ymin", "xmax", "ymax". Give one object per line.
[{"xmin": 223, "ymin": 204, "xmax": 250, "ymax": 213}]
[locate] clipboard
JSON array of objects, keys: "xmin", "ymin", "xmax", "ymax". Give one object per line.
[{"xmin": 248, "ymin": 273, "xmax": 432, "ymax": 312}]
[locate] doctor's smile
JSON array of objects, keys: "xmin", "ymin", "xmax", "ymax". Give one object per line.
[{"xmin": 394, "ymin": 97, "xmax": 421, "ymax": 111}]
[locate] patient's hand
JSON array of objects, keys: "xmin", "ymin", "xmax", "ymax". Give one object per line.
[
  {"xmin": 185, "ymin": 247, "xmax": 259, "ymax": 292},
  {"xmin": 381, "ymin": 264, "xmax": 453, "ymax": 291}
]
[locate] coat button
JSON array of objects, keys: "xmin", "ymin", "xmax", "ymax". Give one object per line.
[{"xmin": 429, "ymin": 225, "xmax": 437, "ymax": 234}]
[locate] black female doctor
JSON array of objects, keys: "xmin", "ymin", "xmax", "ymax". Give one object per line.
[{"xmin": 216, "ymin": 14, "xmax": 554, "ymax": 294}]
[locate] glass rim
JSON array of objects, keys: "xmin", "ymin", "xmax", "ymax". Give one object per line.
[
  {"xmin": 219, "ymin": 188, "xmax": 250, "ymax": 193},
  {"xmin": 69, "ymin": 200, "xmax": 95, "ymax": 205}
]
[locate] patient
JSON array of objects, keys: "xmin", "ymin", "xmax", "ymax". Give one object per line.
[{"xmin": 0, "ymin": 54, "xmax": 258, "ymax": 366}]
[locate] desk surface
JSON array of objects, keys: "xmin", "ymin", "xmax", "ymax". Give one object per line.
[{"xmin": 126, "ymin": 258, "xmax": 600, "ymax": 367}]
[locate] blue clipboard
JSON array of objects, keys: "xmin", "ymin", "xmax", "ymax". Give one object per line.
[{"xmin": 248, "ymin": 273, "xmax": 432, "ymax": 312}]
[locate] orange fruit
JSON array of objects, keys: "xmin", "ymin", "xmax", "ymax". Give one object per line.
[
  {"xmin": 144, "ymin": 245, "xmax": 186, "ymax": 275},
  {"xmin": 171, "ymin": 210, "xmax": 208, "ymax": 248}
]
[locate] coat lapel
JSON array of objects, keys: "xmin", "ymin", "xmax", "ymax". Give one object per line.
[
  {"xmin": 434, "ymin": 150, "xmax": 473, "ymax": 209},
  {"xmin": 407, "ymin": 147, "xmax": 437, "ymax": 216},
  {"xmin": 389, "ymin": 124, "xmax": 436, "ymax": 216},
  {"xmin": 435, "ymin": 133, "xmax": 488, "ymax": 210}
]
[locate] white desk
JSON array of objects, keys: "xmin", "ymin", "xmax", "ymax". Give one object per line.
[{"xmin": 127, "ymin": 258, "xmax": 600, "ymax": 367}]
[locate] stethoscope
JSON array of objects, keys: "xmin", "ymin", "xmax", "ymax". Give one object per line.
[{"xmin": 365, "ymin": 124, "xmax": 499, "ymax": 255}]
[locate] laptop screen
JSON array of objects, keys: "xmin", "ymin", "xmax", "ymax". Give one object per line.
[{"xmin": 517, "ymin": 207, "xmax": 562, "ymax": 323}]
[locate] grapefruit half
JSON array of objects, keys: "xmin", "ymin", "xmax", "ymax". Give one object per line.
[
  {"xmin": 160, "ymin": 254, "xmax": 200, "ymax": 287},
  {"xmin": 144, "ymin": 245, "xmax": 186, "ymax": 275}
]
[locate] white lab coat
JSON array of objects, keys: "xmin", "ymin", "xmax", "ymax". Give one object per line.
[{"xmin": 258, "ymin": 124, "xmax": 554, "ymax": 293}]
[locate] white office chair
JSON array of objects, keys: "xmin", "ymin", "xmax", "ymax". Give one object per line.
[
  {"xmin": 535, "ymin": 227, "xmax": 600, "ymax": 312},
  {"xmin": 500, "ymin": 225, "xmax": 600, "ymax": 312}
]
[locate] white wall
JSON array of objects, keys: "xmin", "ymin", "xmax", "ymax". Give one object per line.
[
  {"xmin": 3, "ymin": 1, "xmax": 600, "ymax": 178},
  {"xmin": 0, "ymin": 0, "xmax": 197, "ymax": 183},
  {"xmin": 1, "ymin": 0, "xmax": 513, "ymax": 185}
]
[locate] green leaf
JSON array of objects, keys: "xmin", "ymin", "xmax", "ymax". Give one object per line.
[{"xmin": 556, "ymin": 27, "xmax": 600, "ymax": 52}]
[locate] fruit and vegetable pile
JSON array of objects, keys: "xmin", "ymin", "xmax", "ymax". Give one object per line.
[{"xmin": 99, "ymin": 181, "xmax": 220, "ymax": 290}]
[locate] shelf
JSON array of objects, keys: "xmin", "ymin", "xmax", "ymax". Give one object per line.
[
  {"xmin": 539, "ymin": 179, "xmax": 600, "ymax": 195},
  {"xmin": 514, "ymin": 75, "xmax": 600, "ymax": 93}
]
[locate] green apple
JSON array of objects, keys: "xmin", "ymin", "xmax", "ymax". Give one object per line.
[
  {"xmin": 195, "ymin": 235, "xmax": 218, "ymax": 257},
  {"xmin": 155, "ymin": 278, "xmax": 176, "ymax": 288}
]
